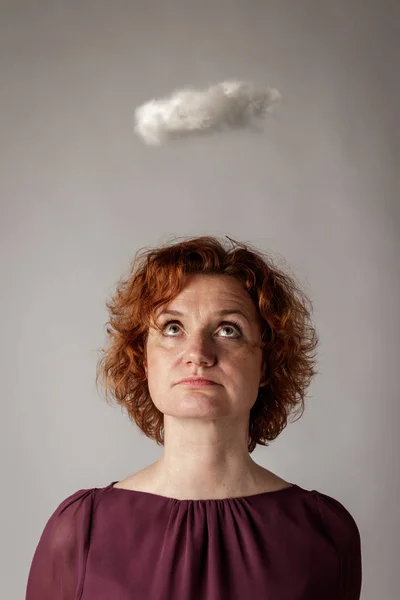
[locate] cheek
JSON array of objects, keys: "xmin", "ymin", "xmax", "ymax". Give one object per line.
[
  {"xmin": 151, "ymin": 344, "xmax": 174, "ymax": 361},
  {"xmin": 146, "ymin": 347, "xmax": 174, "ymax": 382}
]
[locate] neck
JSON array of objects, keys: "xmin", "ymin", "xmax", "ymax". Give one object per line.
[{"xmin": 148, "ymin": 443, "xmax": 266, "ymax": 500}]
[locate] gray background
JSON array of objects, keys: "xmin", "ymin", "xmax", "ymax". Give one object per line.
[{"xmin": 1, "ymin": 1, "xmax": 399, "ymax": 598}]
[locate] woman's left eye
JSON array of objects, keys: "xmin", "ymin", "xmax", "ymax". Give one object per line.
[{"xmin": 162, "ymin": 320, "xmax": 242, "ymax": 337}]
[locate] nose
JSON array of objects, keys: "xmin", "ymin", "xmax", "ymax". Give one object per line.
[{"xmin": 184, "ymin": 332, "xmax": 216, "ymax": 367}]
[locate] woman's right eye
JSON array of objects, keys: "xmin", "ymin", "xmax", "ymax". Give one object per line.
[
  {"xmin": 163, "ymin": 322, "xmax": 180, "ymax": 334},
  {"xmin": 160, "ymin": 320, "xmax": 181, "ymax": 335}
]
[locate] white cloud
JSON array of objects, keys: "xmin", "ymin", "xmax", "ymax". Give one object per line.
[{"xmin": 134, "ymin": 80, "xmax": 281, "ymax": 145}]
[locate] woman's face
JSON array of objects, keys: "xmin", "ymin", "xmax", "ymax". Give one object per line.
[{"xmin": 144, "ymin": 274, "xmax": 267, "ymax": 421}]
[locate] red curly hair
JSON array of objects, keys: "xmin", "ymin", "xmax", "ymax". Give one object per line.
[{"xmin": 96, "ymin": 235, "xmax": 319, "ymax": 453}]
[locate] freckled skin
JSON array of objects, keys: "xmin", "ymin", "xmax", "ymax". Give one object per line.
[{"xmin": 144, "ymin": 273, "xmax": 267, "ymax": 421}]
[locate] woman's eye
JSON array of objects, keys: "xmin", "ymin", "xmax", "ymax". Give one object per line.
[
  {"xmin": 162, "ymin": 321, "xmax": 242, "ymax": 337},
  {"xmin": 163, "ymin": 322, "xmax": 180, "ymax": 335}
]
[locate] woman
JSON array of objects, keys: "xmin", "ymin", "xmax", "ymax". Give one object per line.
[{"xmin": 25, "ymin": 235, "xmax": 362, "ymax": 599}]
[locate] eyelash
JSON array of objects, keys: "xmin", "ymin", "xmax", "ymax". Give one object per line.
[{"xmin": 161, "ymin": 319, "xmax": 243, "ymax": 338}]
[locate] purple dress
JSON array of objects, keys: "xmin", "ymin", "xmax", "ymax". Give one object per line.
[{"xmin": 25, "ymin": 480, "xmax": 362, "ymax": 599}]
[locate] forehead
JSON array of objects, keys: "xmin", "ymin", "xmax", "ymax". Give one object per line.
[{"xmin": 158, "ymin": 274, "xmax": 256, "ymax": 314}]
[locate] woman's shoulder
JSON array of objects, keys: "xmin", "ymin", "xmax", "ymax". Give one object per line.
[
  {"xmin": 299, "ymin": 486, "xmax": 362, "ymax": 549},
  {"xmin": 26, "ymin": 485, "xmax": 100, "ymax": 599},
  {"xmin": 37, "ymin": 486, "xmax": 96, "ymax": 552},
  {"xmin": 50, "ymin": 484, "xmax": 96, "ymax": 514},
  {"xmin": 48, "ymin": 479, "xmax": 115, "ymax": 510},
  {"xmin": 310, "ymin": 488, "xmax": 360, "ymax": 527},
  {"xmin": 306, "ymin": 487, "xmax": 363, "ymax": 596}
]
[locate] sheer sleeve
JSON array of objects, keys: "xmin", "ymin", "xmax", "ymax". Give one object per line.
[
  {"xmin": 25, "ymin": 487, "xmax": 95, "ymax": 600},
  {"xmin": 314, "ymin": 490, "xmax": 362, "ymax": 600}
]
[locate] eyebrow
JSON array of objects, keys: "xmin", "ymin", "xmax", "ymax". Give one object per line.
[{"xmin": 158, "ymin": 308, "xmax": 251, "ymax": 324}]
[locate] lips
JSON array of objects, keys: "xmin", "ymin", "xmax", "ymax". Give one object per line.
[{"xmin": 178, "ymin": 378, "xmax": 217, "ymax": 385}]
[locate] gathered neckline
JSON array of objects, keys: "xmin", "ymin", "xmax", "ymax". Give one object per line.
[{"xmin": 108, "ymin": 480, "xmax": 298, "ymax": 503}]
